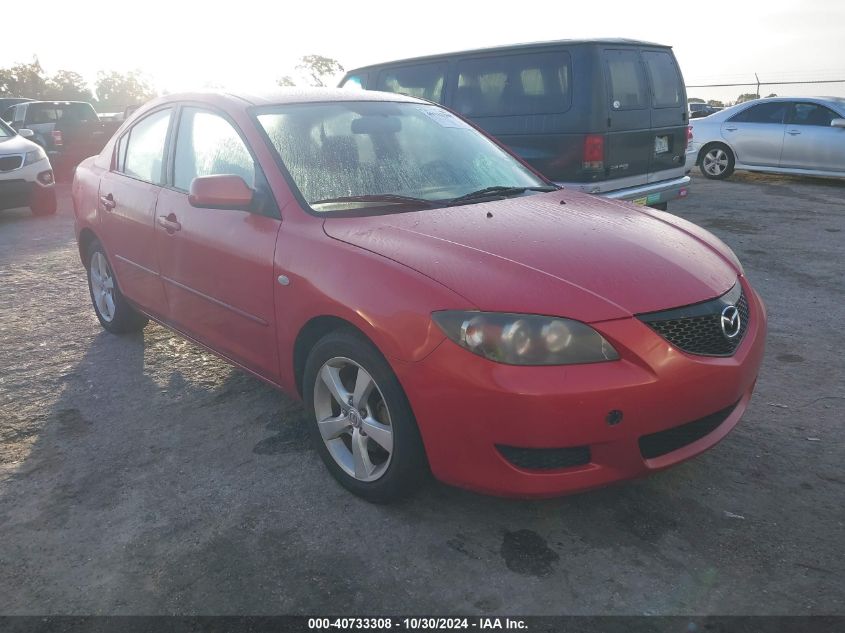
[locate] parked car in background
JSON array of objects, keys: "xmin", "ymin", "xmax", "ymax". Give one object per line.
[
  {"xmin": 2, "ymin": 100, "xmax": 109, "ymax": 179},
  {"xmin": 72, "ymin": 89, "xmax": 765, "ymax": 502},
  {"xmin": 341, "ymin": 39, "xmax": 692, "ymax": 210},
  {"xmin": 0, "ymin": 97, "xmax": 33, "ymax": 121},
  {"xmin": 689, "ymin": 102, "xmax": 722, "ymax": 119},
  {"xmin": 689, "ymin": 96, "xmax": 845, "ymax": 180},
  {"xmin": 0, "ymin": 117, "xmax": 56, "ymax": 215}
]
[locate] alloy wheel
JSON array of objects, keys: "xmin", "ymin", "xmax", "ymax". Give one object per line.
[
  {"xmin": 90, "ymin": 251, "xmax": 116, "ymax": 322},
  {"xmin": 703, "ymin": 148, "xmax": 729, "ymax": 176},
  {"xmin": 313, "ymin": 357, "xmax": 394, "ymax": 482}
]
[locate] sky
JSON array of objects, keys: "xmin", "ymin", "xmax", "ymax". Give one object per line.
[{"xmin": 3, "ymin": 0, "xmax": 845, "ymax": 103}]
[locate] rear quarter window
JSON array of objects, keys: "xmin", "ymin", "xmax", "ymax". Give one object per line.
[{"xmin": 454, "ymin": 52, "xmax": 572, "ymax": 117}]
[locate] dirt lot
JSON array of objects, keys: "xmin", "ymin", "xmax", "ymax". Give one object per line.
[{"xmin": 0, "ymin": 172, "xmax": 843, "ymax": 615}]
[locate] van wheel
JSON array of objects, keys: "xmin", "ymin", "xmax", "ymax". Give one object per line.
[
  {"xmin": 700, "ymin": 144, "xmax": 735, "ymax": 180},
  {"xmin": 303, "ymin": 330, "xmax": 428, "ymax": 503},
  {"xmin": 86, "ymin": 240, "xmax": 148, "ymax": 334}
]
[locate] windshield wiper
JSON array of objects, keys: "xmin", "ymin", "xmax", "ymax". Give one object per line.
[
  {"xmin": 446, "ymin": 185, "xmax": 558, "ymax": 206},
  {"xmin": 310, "ymin": 194, "xmax": 440, "ymax": 208}
]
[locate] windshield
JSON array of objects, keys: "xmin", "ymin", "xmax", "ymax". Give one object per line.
[{"xmin": 255, "ymin": 101, "xmax": 547, "ymax": 213}]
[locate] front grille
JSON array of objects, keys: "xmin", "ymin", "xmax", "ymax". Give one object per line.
[
  {"xmin": 0, "ymin": 155, "xmax": 24, "ymax": 172},
  {"xmin": 497, "ymin": 444, "xmax": 591, "ymax": 471},
  {"xmin": 638, "ymin": 282, "xmax": 749, "ymax": 356},
  {"xmin": 639, "ymin": 402, "xmax": 738, "ymax": 459}
]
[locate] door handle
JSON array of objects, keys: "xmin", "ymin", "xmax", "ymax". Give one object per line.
[
  {"xmin": 157, "ymin": 214, "xmax": 182, "ymax": 233},
  {"xmin": 99, "ymin": 193, "xmax": 116, "ymax": 211},
  {"xmin": 787, "ymin": 129, "xmax": 801, "ymax": 135},
  {"xmin": 723, "ymin": 126, "xmax": 738, "ymax": 132}
]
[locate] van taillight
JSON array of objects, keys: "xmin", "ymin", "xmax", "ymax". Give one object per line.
[
  {"xmin": 52, "ymin": 130, "xmax": 63, "ymax": 147},
  {"xmin": 583, "ymin": 134, "xmax": 604, "ymax": 170},
  {"xmin": 685, "ymin": 125, "xmax": 693, "ymax": 151}
]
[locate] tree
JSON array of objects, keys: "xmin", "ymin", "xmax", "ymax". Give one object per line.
[
  {"xmin": 736, "ymin": 93, "xmax": 759, "ymax": 104},
  {"xmin": 707, "ymin": 99, "xmax": 725, "ymax": 108},
  {"xmin": 765, "ymin": 93, "xmax": 777, "ymax": 98},
  {"xmin": 276, "ymin": 75, "xmax": 296, "ymax": 87},
  {"xmin": 295, "ymin": 55, "xmax": 344, "ymax": 87},
  {"xmin": 95, "ymin": 70, "xmax": 156, "ymax": 112},
  {"xmin": 0, "ymin": 58, "xmax": 48, "ymax": 98},
  {"xmin": 687, "ymin": 97, "xmax": 705, "ymax": 104},
  {"xmin": 45, "ymin": 70, "xmax": 93, "ymax": 101}
]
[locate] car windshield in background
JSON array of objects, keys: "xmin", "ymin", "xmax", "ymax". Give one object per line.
[
  {"xmin": 255, "ymin": 101, "xmax": 548, "ymax": 213},
  {"xmin": 0, "ymin": 119, "xmax": 12, "ymax": 138}
]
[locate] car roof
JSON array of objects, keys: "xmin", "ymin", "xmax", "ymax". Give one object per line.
[
  {"xmin": 345, "ymin": 38, "xmax": 671, "ymax": 72},
  {"xmin": 148, "ymin": 88, "xmax": 429, "ymax": 109}
]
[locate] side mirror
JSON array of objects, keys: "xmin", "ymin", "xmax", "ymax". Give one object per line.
[
  {"xmin": 831, "ymin": 118, "xmax": 845, "ymax": 129},
  {"xmin": 189, "ymin": 174, "xmax": 254, "ymax": 210},
  {"xmin": 18, "ymin": 128, "xmax": 35, "ymax": 139}
]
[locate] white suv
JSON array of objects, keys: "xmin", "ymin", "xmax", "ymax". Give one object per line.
[{"xmin": 0, "ymin": 118, "xmax": 56, "ymax": 216}]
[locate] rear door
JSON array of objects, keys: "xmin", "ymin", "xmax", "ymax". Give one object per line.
[
  {"xmin": 603, "ymin": 48, "xmax": 652, "ymax": 187},
  {"xmin": 780, "ymin": 102, "xmax": 845, "ymax": 172},
  {"xmin": 154, "ymin": 105, "xmax": 282, "ymax": 381},
  {"xmin": 97, "ymin": 107, "xmax": 173, "ymax": 316},
  {"xmin": 641, "ymin": 49, "xmax": 688, "ymax": 180},
  {"xmin": 721, "ymin": 101, "xmax": 789, "ymax": 166}
]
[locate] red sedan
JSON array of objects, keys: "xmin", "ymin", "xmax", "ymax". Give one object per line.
[{"xmin": 72, "ymin": 90, "xmax": 766, "ymax": 502}]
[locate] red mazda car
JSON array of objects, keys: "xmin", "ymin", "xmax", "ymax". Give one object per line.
[{"xmin": 72, "ymin": 90, "xmax": 766, "ymax": 502}]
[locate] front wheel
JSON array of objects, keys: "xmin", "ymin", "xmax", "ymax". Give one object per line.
[
  {"xmin": 303, "ymin": 330, "xmax": 428, "ymax": 503},
  {"xmin": 700, "ymin": 144, "xmax": 735, "ymax": 180},
  {"xmin": 86, "ymin": 240, "xmax": 148, "ymax": 334}
]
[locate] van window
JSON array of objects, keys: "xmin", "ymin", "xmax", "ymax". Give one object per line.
[
  {"xmin": 342, "ymin": 74, "xmax": 367, "ymax": 90},
  {"xmin": 642, "ymin": 51, "xmax": 683, "ymax": 108},
  {"xmin": 455, "ymin": 52, "xmax": 571, "ymax": 117},
  {"xmin": 605, "ymin": 49, "xmax": 647, "ymax": 110},
  {"xmin": 376, "ymin": 64, "xmax": 447, "ymax": 102},
  {"xmin": 729, "ymin": 102, "xmax": 788, "ymax": 124}
]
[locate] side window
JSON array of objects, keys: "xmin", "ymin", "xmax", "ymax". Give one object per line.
[
  {"xmin": 729, "ymin": 102, "xmax": 789, "ymax": 124},
  {"xmin": 642, "ymin": 51, "xmax": 683, "ymax": 108},
  {"xmin": 455, "ymin": 52, "xmax": 572, "ymax": 117},
  {"xmin": 789, "ymin": 103, "xmax": 839, "ymax": 127},
  {"xmin": 121, "ymin": 108, "xmax": 172, "ymax": 184},
  {"xmin": 341, "ymin": 74, "xmax": 367, "ymax": 90},
  {"xmin": 376, "ymin": 64, "xmax": 447, "ymax": 102},
  {"xmin": 605, "ymin": 49, "xmax": 647, "ymax": 110},
  {"xmin": 173, "ymin": 108, "xmax": 255, "ymax": 192}
]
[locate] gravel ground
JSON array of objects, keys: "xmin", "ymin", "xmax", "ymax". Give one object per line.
[{"xmin": 0, "ymin": 173, "xmax": 843, "ymax": 615}]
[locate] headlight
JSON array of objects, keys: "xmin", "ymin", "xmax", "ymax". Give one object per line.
[
  {"xmin": 432, "ymin": 311, "xmax": 619, "ymax": 365},
  {"xmin": 24, "ymin": 147, "xmax": 47, "ymax": 166}
]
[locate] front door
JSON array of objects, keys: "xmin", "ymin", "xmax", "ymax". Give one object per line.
[
  {"xmin": 780, "ymin": 102, "xmax": 845, "ymax": 172},
  {"xmin": 154, "ymin": 106, "xmax": 282, "ymax": 381},
  {"xmin": 97, "ymin": 107, "xmax": 173, "ymax": 316}
]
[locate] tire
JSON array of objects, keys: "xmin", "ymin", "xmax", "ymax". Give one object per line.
[
  {"xmin": 30, "ymin": 186, "xmax": 57, "ymax": 217},
  {"xmin": 86, "ymin": 240, "xmax": 148, "ymax": 334},
  {"xmin": 303, "ymin": 329, "xmax": 428, "ymax": 503},
  {"xmin": 699, "ymin": 143, "xmax": 735, "ymax": 180}
]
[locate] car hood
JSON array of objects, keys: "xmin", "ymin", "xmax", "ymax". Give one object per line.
[
  {"xmin": 322, "ymin": 190, "xmax": 740, "ymax": 322},
  {"xmin": 0, "ymin": 134, "xmax": 39, "ymax": 154}
]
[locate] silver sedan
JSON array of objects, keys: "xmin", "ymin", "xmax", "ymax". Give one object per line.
[{"xmin": 688, "ymin": 96, "xmax": 845, "ymax": 180}]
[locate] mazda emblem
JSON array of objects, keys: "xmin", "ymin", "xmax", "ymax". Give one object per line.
[{"xmin": 720, "ymin": 305, "xmax": 741, "ymax": 339}]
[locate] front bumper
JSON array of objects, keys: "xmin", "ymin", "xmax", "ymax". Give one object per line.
[
  {"xmin": 0, "ymin": 157, "xmax": 54, "ymax": 211},
  {"xmin": 394, "ymin": 278, "xmax": 767, "ymax": 497}
]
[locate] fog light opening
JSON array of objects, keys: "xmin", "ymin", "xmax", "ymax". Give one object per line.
[{"xmin": 37, "ymin": 170, "xmax": 55, "ymax": 186}]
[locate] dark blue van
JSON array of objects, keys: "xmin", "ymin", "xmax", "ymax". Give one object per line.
[{"xmin": 340, "ymin": 39, "xmax": 691, "ymax": 210}]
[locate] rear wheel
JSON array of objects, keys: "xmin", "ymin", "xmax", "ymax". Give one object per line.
[
  {"xmin": 700, "ymin": 144, "xmax": 735, "ymax": 180},
  {"xmin": 303, "ymin": 330, "xmax": 428, "ymax": 503},
  {"xmin": 86, "ymin": 240, "xmax": 148, "ymax": 334}
]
